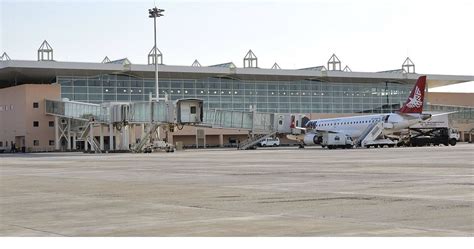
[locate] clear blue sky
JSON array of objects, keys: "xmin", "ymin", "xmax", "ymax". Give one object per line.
[{"xmin": 1, "ymin": 0, "xmax": 473, "ymax": 92}]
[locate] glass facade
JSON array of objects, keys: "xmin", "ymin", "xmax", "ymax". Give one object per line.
[{"xmin": 57, "ymin": 74, "xmax": 413, "ymax": 114}]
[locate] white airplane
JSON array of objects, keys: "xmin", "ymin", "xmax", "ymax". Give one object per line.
[{"xmin": 289, "ymin": 76, "xmax": 433, "ymax": 146}]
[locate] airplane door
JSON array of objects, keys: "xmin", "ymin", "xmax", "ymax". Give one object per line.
[
  {"xmin": 277, "ymin": 115, "xmax": 284, "ymax": 130},
  {"xmin": 276, "ymin": 114, "xmax": 291, "ymax": 134},
  {"xmin": 181, "ymin": 105, "xmax": 191, "ymax": 122},
  {"xmin": 189, "ymin": 105, "xmax": 197, "ymax": 122}
]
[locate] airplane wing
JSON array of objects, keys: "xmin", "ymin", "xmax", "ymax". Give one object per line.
[
  {"xmin": 293, "ymin": 126, "xmax": 307, "ymax": 132},
  {"xmin": 431, "ymin": 111, "xmax": 458, "ymax": 117},
  {"xmin": 296, "ymin": 127, "xmax": 340, "ymax": 134}
]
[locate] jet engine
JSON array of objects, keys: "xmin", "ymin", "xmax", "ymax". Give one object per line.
[{"xmin": 303, "ymin": 133, "xmax": 321, "ymax": 145}]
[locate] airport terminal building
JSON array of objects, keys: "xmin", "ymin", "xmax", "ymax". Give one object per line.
[{"xmin": 1, "ymin": 44, "xmax": 473, "ymax": 152}]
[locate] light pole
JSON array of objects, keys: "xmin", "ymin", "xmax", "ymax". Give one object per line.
[{"xmin": 148, "ymin": 7, "xmax": 164, "ymax": 101}]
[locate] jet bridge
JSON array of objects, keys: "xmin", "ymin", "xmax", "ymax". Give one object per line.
[
  {"xmin": 202, "ymin": 109, "xmax": 279, "ymax": 149},
  {"xmin": 45, "ymin": 98, "xmax": 203, "ymax": 153},
  {"xmin": 45, "ymin": 98, "xmax": 287, "ymax": 152}
]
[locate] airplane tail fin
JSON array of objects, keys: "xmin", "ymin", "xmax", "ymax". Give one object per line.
[{"xmin": 399, "ymin": 76, "xmax": 426, "ymax": 114}]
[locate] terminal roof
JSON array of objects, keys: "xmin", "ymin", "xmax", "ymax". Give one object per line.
[{"xmin": 1, "ymin": 60, "xmax": 473, "ymax": 89}]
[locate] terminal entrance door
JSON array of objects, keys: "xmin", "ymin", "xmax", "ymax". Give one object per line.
[{"xmin": 15, "ymin": 136, "xmax": 25, "ymax": 152}]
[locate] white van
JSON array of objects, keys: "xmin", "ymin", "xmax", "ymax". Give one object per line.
[{"xmin": 259, "ymin": 137, "xmax": 280, "ymax": 147}]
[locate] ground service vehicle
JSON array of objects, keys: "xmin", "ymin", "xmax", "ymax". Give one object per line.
[
  {"xmin": 321, "ymin": 133, "xmax": 354, "ymax": 149},
  {"xmin": 259, "ymin": 137, "xmax": 280, "ymax": 147},
  {"xmin": 402, "ymin": 114, "xmax": 459, "ymax": 147}
]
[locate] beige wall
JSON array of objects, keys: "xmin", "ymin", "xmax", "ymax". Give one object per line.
[
  {"xmin": 0, "ymin": 84, "xmax": 60, "ymax": 152},
  {"xmin": 0, "ymin": 85, "xmax": 26, "ymax": 150},
  {"xmin": 427, "ymin": 92, "xmax": 474, "ymax": 107}
]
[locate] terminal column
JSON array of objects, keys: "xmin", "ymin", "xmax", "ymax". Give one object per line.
[{"xmin": 219, "ymin": 134, "xmax": 224, "ymax": 148}]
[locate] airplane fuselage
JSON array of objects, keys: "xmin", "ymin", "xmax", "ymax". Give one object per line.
[{"xmin": 306, "ymin": 113, "xmax": 426, "ymax": 139}]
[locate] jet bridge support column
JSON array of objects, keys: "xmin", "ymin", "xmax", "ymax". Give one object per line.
[
  {"xmin": 115, "ymin": 128, "xmax": 121, "ymax": 151},
  {"xmin": 67, "ymin": 119, "xmax": 71, "ymax": 151},
  {"xmin": 109, "ymin": 123, "xmax": 114, "ymax": 151},
  {"xmin": 89, "ymin": 122, "xmax": 94, "ymax": 152},
  {"xmin": 84, "ymin": 136, "xmax": 88, "ymax": 151},
  {"xmin": 129, "ymin": 124, "xmax": 136, "ymax": 149},
  {"xmin": 121, "ymin": 126, "xmax": 130, "ymax": 150},
  {"xmin": 99, "ymin": 125, "xmax": 104, "ymax": 151},
  {"xmin": 72, "ymin": 133, "xmax": 77, "ymax": 150},
  {"xmin": 54, "ymin": 117, "xmax": 60, "ymax": 151}
]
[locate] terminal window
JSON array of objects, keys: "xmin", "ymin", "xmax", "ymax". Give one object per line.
[
  {"xmin": 33, "ymin": 102, "xmax": 39, "ymax": 108},
  {"xmin": 33, "ymin": 121, "xmax": 39, "ymax": 127},
  {"xmin": 33, "ymin": 140, "xmax": 39, "ymax": 146},
  {"xmin": 49, "ymin": 140, "xmax": 54, "ymax": 146},
  {"xmin": 49, "ymin": 121, "xmax": 54, "ymax": 127}
]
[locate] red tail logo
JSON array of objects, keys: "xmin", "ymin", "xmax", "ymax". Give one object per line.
[{"xmin": 399, "ymin": 76, "xmax": 426, "ymax": 113}]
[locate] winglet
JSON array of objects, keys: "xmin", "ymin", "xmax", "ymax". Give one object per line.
[{"xmin": 399, "ymin": 76, "xmax": 427, "ymax": 113}]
